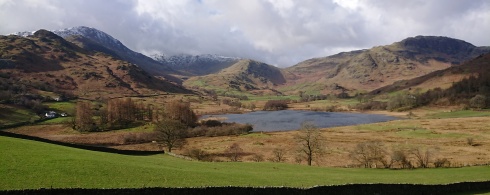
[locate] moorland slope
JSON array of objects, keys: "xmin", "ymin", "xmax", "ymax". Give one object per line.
[
  {"xmin": 0, "ymin": 29, "xmax": 189, "ymax": 99},
  {"xmin": 281, "ymin": 36, "xmax": 490, "ymax": 94},
  {"xmin": 184, "ymin": 59, "xmax": 286, "ymax": 95}
]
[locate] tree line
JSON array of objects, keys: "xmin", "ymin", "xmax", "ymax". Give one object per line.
[
  {"xmin": 349, "ymin": 141, "xmax": 450, "ymax": 169},
  {"xmin": 356, "ymin": 71, "xmax": 490, "ymax": 111},
  {"xmin": 73, "ymin": 98, "xmax": 197, "ymax": 132},
  {"xmin": 418, "ymin": 72, "xmax": 490, "ymax": 109},
  {"xmin": 183, "ymin": 121, "xmax": 325, "ymax": 166},
  {"xmin": 73, "ymin": 98, "xmax": 256, "ymax": 152}
]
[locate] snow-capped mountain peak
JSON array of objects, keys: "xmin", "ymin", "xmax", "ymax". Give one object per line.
[
  {"xmin": 10, "ymin": 26, "xmax": 125, "ymax": 52},
  {"xmin": 52, "ymin": 26, "xmax": 125, "ymax": 50}
]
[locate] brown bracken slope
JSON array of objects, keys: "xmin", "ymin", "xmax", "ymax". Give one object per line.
[
  {"xmin": 281, "ymin": 36, "xmax": 490, "ymax": 94},
  {"xmin": 370, "ymin": 52, "xmax": 490, "ymax": 94},
  {"xmin": 0, "ymin": 30, "xmax": 190, "ymax": 99}
]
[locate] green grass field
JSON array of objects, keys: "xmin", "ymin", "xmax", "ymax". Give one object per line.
[
  {"xmin": 246, "ymin": 95, "xmax": 298, "ymax": 101},
  {"xmin": 277, "ymin": 82, "xmax": 324, "ymax": 94},
  {"xmin": 303, "ymin": 98, "xmax": 360, "ymax": 107},
  {"xmin": 1, "ymin": 136, "xmax": 489, "ymax": 190},
  {"xmin": 429, "ymin": 110, "xmax": 490, "ymax": 119},
  {"xmin": 43, "ymin": 101, "xmax": 76, "ymax": 112},
  {"xmin": 38, "ymin": 117, "xmax": 72, "ymax": 125},
  {"xmin": 0, "ymin": 105, "xmax": 39, "ymax": 126},
  {"xmin": 355, "ymin": 122, "xmax": 423, "ymax": 132},
  {"xmin": 395, "ymin": 129, "xmax": 469, "ymax": 139}
]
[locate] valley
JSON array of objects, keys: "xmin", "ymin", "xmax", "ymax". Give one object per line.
[
  {"xmin": 4, "ymin": 98, "xmax": 490, "ymax": 168},
  {"xmin": 1, "ymin": 27, "xmax": 490, "ymax": 192}
]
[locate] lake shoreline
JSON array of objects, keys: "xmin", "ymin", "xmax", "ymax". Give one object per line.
[
  {"xmin": 201, "ymin": 110, "xmax": 399, "ymax": 132},
  {"xmin": 201, "ymin": 108, "xmax": 407, "ymax": 119}
]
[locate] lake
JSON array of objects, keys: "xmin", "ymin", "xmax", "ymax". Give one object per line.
[{"xmin": 202, "ymin": 110, "xmax": 398, "ymax": 132}]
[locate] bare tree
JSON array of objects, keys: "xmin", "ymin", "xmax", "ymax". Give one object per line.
[
  {"xmin": 250, "ymin": 153, "xmax": 264, "ymax": 162},
  {"xmin": 248, "ymin": 102, "xmax": 256, "ymax": 111},
  {"xmin": 269, "ymin": 148, "xmax": 287, "ymax": 162},
  {"xmin": 68, "ymin": 114, "xmax": 77, "ymax": 130},
  {"xmin": 164, "ymin": 100, "xmax": 197, "ymax": 127},
  {"xmin": 434, "ymin": 158, "xmax": 450, "ymax": 168},
  {"xmin": 295, "ymin": 121, "xmax": 325, "ymax": 166},
  {"xmin": 75, "ymin": 101, "xmax": 95, "ymax": 132},
  {"xmin": 410, "ymin": 147, "xmax": 434, "ymax": 168},
  {"xmin": 469, "ymin": 94, "xmax": 486, "ymax": 110},
  {"xmin": 226, "ymin": 143, "xmax": 243, "ymax": 162},
  {"xmin": 154, "ymin": 119, "xmax": 188, "ymax": 152},
  {"xmin": 391, "ymin": 149, "xmax": 412, "ymax": 169},
  {"xmin": 185, "ymin": 148, "xmax": 209, "ymax": 161},
  {"xmin": 105, "ymin": 98, "xmax": 138, "ymax": 128},
  {"xmin": 349, "ymin": 141, "xmax": 387, "ymax": 168},
  {"xmin": 146, "ymin": 104, "xmax": 154, "ymax": 121},
  {"xmin": 294, "ymin": 153, "xmax": 304, "ymax": 164}
]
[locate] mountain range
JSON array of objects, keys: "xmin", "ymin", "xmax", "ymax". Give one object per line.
[
  {"xmin": 1, "ymin": 29, "xmax": 189, "ymax": 99},
  {"xmin": 11, "ymin": 27, "xmax": 176, "ymax": 81},
  {"xmin": 5, "ymin": 26, "xmax": 490, "ymax": 98},
  {"xmin": 11, "ymin": 27, "xmax": 241, "ymax": 83}
]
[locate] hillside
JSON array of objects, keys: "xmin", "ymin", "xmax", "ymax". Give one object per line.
[
  {"xmin": 184, "ymin": 59, "xmax": 285, "ymax": 95},
  {"xmin": 14, "ymin": 26, "xmax": 180, "ymax": 80},
  {"xmin": 371, "ymin": 52, "xmax": 490, "ymax": 94},
  {"xmin": 55, "ymin": 27, "xmax": 186, "ymax": 85},
  {"xmin": 152, "ymin": 54, "xmax": 240, "ymax": 76},
  {"xmin": 282, "ymin": 36, "xmax": 490, "ymax": 95},
  {"xmin": 0, "ymin": 29, "xmax": 189, "ymax": 99}
]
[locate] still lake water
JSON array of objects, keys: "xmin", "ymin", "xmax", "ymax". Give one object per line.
[{"xmin": 202, "ymin": 110, "xmax": 398, "ymax": 132}]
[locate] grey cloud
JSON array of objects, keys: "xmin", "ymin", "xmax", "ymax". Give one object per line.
[{"xmin": 1, "ymin": 0, "xmax": 489, "ymax": 67}]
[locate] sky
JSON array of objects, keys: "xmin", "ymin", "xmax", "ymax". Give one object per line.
[{"xmin": 1, "ymin": 0, "xmax": 489, "ymax": 67}]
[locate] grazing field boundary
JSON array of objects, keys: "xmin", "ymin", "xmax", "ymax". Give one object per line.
[
  {"xmin": 2, "ymin": 181, "xmax": 490, "ymax": 195},
  {"xmin": 0, "ymin": 130, "xmax": 163, "ymax": 156},
  {"xmin": 0, "ymin": 118, "xmax": 50, "ymax": 130},
  {"xmin": 2, "ymin": 135, "xmax": 490, "ymax": 190}
]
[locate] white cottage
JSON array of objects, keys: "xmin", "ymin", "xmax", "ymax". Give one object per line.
[{"xmin": 45, "ymin": 111, "xmax": 57, "ymax": 118}]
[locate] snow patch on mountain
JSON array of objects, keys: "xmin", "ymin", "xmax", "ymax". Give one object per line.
[
  {"xmin": 9, "ymin": 31, "xmax": 35, "ymax": 37},
  {"xmin": 152, "ymin": 53, "xmax": 241, "ymax": 67}
]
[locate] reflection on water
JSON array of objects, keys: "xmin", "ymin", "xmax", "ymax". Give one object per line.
[{"xmin": 202, "ymin": 110, "xmax": 398, "ymax": 132}]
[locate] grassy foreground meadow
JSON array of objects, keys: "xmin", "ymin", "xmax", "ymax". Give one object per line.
[{"xmin": 1, "ymin": 136, "xmax": 490, "ymax": 190}]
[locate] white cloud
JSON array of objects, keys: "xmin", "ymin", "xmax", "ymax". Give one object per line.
[
  {"xmin": 1, "ymin": 0, "xmax": 489, "ymax": 67},
  {"xmin": 333, "ymin": 0, "xmax": 361, "ymax": 11}
]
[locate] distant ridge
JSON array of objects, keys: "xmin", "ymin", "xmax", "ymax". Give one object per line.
[
  {"xmin": 152, "ymin": 53, "xmax": 241, "ymax": 76},
  {"xmin": 184, "ymin": 59, "xmax": 285, "ymax": 95},
  {"xmin": 281, "ymin": 36, "xmax": 490, "ymax": 94}
]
